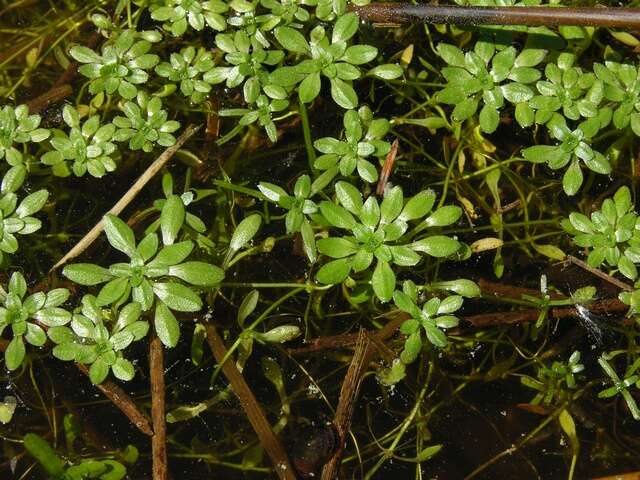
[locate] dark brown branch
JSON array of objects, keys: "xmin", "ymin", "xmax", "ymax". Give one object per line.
[
  {"xmin": 288, "ymin": 314, "xmax": 406, "ymax": 355},
  {"xmin": 466, "ymin": 297, "xmax": 627, "ymax": 327},
  {"xmin": 25, "ymin": 84, "xmax": 73, "ymax": 115},
  {"xmin": 321, "ymin": 330, "xmax": 371, "ymax": 480},
  {"xmin": 350, "ymin": 4, "xmax": 640, "ymax": 28},
  {"xmin": 205, "ymin": 325, "xmax": 296, "ymax": 480},
  {"xmin": 76, "ymin": 363, "xmax": 153, "ymax": 436},
  {"xmin": 150, "ymin": 334, "xmax": 168, "ymax": 480},
  {"xmin": 290, "ymin": 294, "xmax": 629, "ymax": 354}
]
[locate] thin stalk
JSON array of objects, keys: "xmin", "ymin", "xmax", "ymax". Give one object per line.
[
  {"xmin": 364, "ymin": 362, "xmax": 433, "ymax": 479},
  {"xmin": 298, "ymin": 98, "xmax": 316, "ymax": 172}
]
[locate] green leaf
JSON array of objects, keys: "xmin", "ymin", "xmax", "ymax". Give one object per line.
[
  {"xmin": 360, "ymin": 196, "xmax": 380, "ymax": 229},
  {"xmin": 399, "ymin": 190, "xmax": 436, "ymax": 221},
  {"xmin": 97, "ymin": 277, "xmax": 130, "ymax": 306},
  {"xmin": 500, "ymin": 83, "xmax": 533, "ymax": 103},
  {"xmin": 274, "ymin": 26, "xmax": 309, "ymax": 54},
  {"xmin": 390, "ymin": 246, "xmax": 421, "ymax": 266},
  {"xmin": 335, "ymin": 181, "xmax": 362, "ymax": 214},
  {"xmin": 0, "ymin": 396, "xmax": 17, "ymax": 424},
  {"xmin": 479, "ymin": 105, "xmax": 499, "ymax": 133},
  {"xmin": 522, "ymin": 145, "xmax": 560, "ymax": 164},
  {"xmin": 237, "ymin": 290, "xmax": 259, "ymax": 327},
  {"xmin": 372, "ymin": 260, "xmax": 395, "ymax": 302},
  {"xmin": 229, "ymin": 214, "xmax": 262, "ymax": 252},
  {"xmin": 319, "ymin": 201, "xmax": 356, "ymax": 229},
  {"xmin": 300, "ymin": 219, "xmax": 317, "ymax": 263},
  {"xmin": 150, "ymin": 307, "xmax": 184, "ymax": 352},
  {"xmin": 515, "ymin": 49, "xmax": 546, "ymax": 68},
  {"xmin": 69, "ymin": 46, "xmax": 101, "ymax": 64},
  {"xmin": 5, "ymin": 336, "xmax": 25, "ymax": 370},
  {"xmin": 515, "ymin": 102, "xmax": 534, "ymax": 127},
  {"xmin": 614, "ymin": 186, "xmax": 632, "ymax": 217},
  {"xmin": 63, "ymin": 263, "xmax": 113, "ymax": 286},
  {"xmin": 169, "ymin": 262, "xmax": 224, "ymax": 286},
  {"xmin": 34, "ymin": 307, "xmax": 71, "ymax": 327},
  {"xmin": 112, "ymin": 358, "xmax": 135, "ymax": 381},
  {"xmin": 425, "ymin": 206, "xmax": 462, "ymax": 227},
  {"xmin": 151, "ymin": 241, "xmax": 194, "ymax": 266},
  {"xmin": 152, "ymin": 282, "xmax": 202, "ymax": 312},
  {"xmin": 104, "ymin": 214, "xmax": 136, "ymax": 256},
  {"xmin": 160, "ymin": 195, "xmax": 185, "ymax": 245},
  {"xmin": 452, "ymin": 97, "xmax": 478, "ymax": 122},
  {"xmin": 317, "ymin": 237, "xmax": 358, "ymax": 258},
  {"xmin": 401, "ymin": 332, "xmax": 422, "ymax": 364},
  {"xmin": 411, "ymin": 236, "xmax": 460, "ymax": 257},
  {"xmin": 380, "ymin": 186, "xmax": 403, "ymax": 224},
  {"xmin": 618, "ymin": 255, "xmax": 638, "ymax": 280},
  {"xmin": 429, "ymin": 279, "xmax": 480, "ymax": 298},
  {"xmin": 16, "ymin": 190, "xmax": 48, "ymax": 217},
  {"xmin": 299, "ymin": 72, "xmax": 321, "ymax": 104},
  {"xmin": 368, "ymin": 64, "xmax": 403, "ymax": 80},
  {"xmin": 316, "ymin": 257, "xmax": 352, "ymax": 284},
  {"xmin": 258, "ymin": 182, "xmax": 288, "ymax": 202},
  {"xmin": 330, "ymin": 78, "xmax": 358, "ymax": 109},
  {"xmin": 437, "ymin": 44, "xmax": 465, "ymax": 67},
  {"xmin": 416, "ymin": 445, "xmax": 443, "ymax": 462},
  {"xmin": 563, "ymin": 160, "xmax": 583, "ymax": 196},
  {"xmin": 2, "ymin": 165, "xmax": 26, "ymax": 194},
  {"xmin": 342, "ymin": 45, "xmax": 377, "ymax": 65},
  {"xmin": 533, "ymin": 243, "xmax": 566, "ymax": 261},
  {"xmin": 332, "ymin": 12, "xmax": 359, "ymax": 43},
  {"xmin": 89, "ymin": 358, "xmax": 109, "ymax": 384},
  {"xmin": 23, "ymin": 434, "xmax": 65, "ymax": 477}
]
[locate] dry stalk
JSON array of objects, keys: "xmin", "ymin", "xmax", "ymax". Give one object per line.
[
  {"xmin": 321, "ymin": 329, "xmax": 372, "ymax": 480},
  {"xmin": 150, "ymin": 334, "xmax": 168, "ymax": 480},
  {"xmin": 205, "ymin": 325, "xmax": 296, "ymax": 480},
  {"xmin": 50, "ymin": 124, "xmax": 201, "ymax": 272}
]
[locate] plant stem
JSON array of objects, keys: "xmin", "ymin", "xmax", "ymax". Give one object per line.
[{"xmin": 298, "ymin": 98, "xmax": 316, "ymax": 172}]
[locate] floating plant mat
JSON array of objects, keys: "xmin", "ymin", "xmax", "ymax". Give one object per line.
[{"xmin": 2, "ymin": 0, "xmax": 640, "ymax": 479}]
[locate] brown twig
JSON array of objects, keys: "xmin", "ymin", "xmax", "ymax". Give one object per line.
[
  {"xmin": 321, "ymin": 329, "xmax": 371, "ymax": 480},
  {"xmin": 466, "ymin": 297, "xmax": 627, "ymax": 327},
  {"xmin": 565, "ymin": 255, "xmax": 634, "ymax": 292},
  {"xmin": 150, "ymin": 334, "xmax": 168, "ymax": 480},
  {"xmin": 75, "ymin": 363, "xmax": 153, "ymax": 436},
  {"xmin": 25, "ymin": 84, "xmax": 73, "ymax": 115},
  {"xmin": 50, "ymin": 124, "xmax": 202, "ymax": 272},
  {"xmin": 290, "ymin": 294, "xmax": 628, "ymax": 354},
  {"xmin": 288, "ymin": 314, "xmax": 406, "ymax": 355},
  {"xmin": 478, "ymin": 278, "xmax": 566, "ymax": 300},
  {"xmin": 350, "ymin": 4, "xmax": 640, "ymax": 28},
  {"xmin": 205, "ymin": 325, "xmax": 296, "ymax": 480}
]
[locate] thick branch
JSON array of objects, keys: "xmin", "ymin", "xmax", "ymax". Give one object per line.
[
  {"xmin": 76, "ymin": 363, "xmax": 153, "ymax": 436},
  {"xmin": 351, "ymin": 4, "xmax": 640, "ymax": 28}
]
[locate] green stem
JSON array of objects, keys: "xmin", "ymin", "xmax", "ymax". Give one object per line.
[{"xmin": 298, "ymin": 98, "xmax": 316, "ymax": 172}]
